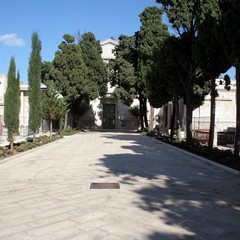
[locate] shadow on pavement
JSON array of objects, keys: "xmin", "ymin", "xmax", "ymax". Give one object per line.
[{"xmin": 98, "ymin": 133, "xmax": 240, "ymax": 240}]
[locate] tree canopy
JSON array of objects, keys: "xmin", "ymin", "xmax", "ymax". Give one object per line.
[
  {"xmin": 4, "ymin": 57, "xmax": 20, "ymax": 150},
  {"xmin": 109, "ymin": 7, "xmax": 170, "ymax": 129},
  {"xmin": 217, "ymin": 0, "xmax": 240, "ymax": 156},
  {"xmin": 42, "ymin": 81, "xmax": 68, "ymax": 136},
  {"xmin": 137, "ymin": 6, "xmax": 172, "ymax": 109},
  {"xmin": 28, "ymin": 32, "xmax": 42, "ymax": 143},
  {"xmin": 52, "ymin": 34, "xmax": 97, "ymax": 102},
  {"xmin": 147, "ymin": 35, "xmax": 185, "ymax": 108},
  {"xmin": 109, "ymin": 34, "xmax": 138, "ymax": 106},
  {"xmin": 155, "ymin": 0, "xmax": 218, "ymax": 141},
  {"xmin": 44, "ymin": 34, "xmax": 101, "ymax": 127},
  {"xmin": 79, "ymin": 32, "xmax": 108, "ymax": 97}
]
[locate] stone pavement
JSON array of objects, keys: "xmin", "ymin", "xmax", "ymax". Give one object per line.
[{"xmin": 0, "ymin": 131, "xmax": 239, "ymax": 240}]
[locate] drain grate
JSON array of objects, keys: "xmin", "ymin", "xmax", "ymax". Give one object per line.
[
  {"xmin": 90, "ymin": 182, "xmax": 120, "ymax": 189},
  {"xmin": 103, "ymin": 142, "xmax": 113, "ymax": 144}
]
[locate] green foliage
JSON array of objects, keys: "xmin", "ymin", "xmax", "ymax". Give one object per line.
[
  {"xmin": 109, "ymin": 33, "xmax": 149, "ymax": 129},
  {"xmin": 137, "ymin": 7, "xmax": 169, "ymax": 127},
  {"xmin": 45, "ymin": 34, "xmax": 102, "ymax": 128},
  {"xmin": 42, "ymin": 81, "xmax": 69, "ymax": 136},
  {"xmin": 0, "ymin": 134, "xmax": 63, "ymax": 159},
  {"xmin": 4, "ymin": 57, "xmax": 20, "ymax": 150},
  {"xmin": 109, "ymin": 35, "xmax": 138, "ymax": 106},
  {"xmin": 138, "ymin": 6, "xmax": 169, "ymax": 83},
  {"xmin": 52, "ymin": 34, "xmax": 98, "ymax": 102},
  {"xmin": 155, "ymin": 0, "xmax": 217, "ymax": 141},
  {"xmin": 41, "ymin": 61, "xmax": 53, "ymax": 84},
  {"xmin": 219, "ymin": 1, "xmax": 240, "ymax": 158},
  {"xmin": 147, "ymin": 36, "xmax": 184, "ymax": 108},
  {"xmin": 113, "ymin": 86, "xmax": 136, "ymax": 107},
  {"xmin": 42, "ymin": 81, "xmax": 60, "ymax": 121},
  {"xmin": 42, "ymin": 81, "xmax": 68, "ymax": 120},
  {"xmin": 195, "ymin": 9, "xmax": 231, "ymax": 79},
  {"xmin": 62, "ymin": 127, "xmax": 77, "ymax": 136},
  {"xmin": 157, "ymin": 0, "xmax": 220, "ymax": 35},
  {"xmin": 218, "ymin": 0, "xmax": 240, "ymax": 68},
  {"xmin": 128, "ymin": 105, "xmax": 140, "ymax": 118},
  {"xmin": 28, "ymin": 32, "xmax": 42, "ymax": 139},
  {"xmin": 79, "ymin": 32, "xmax": 108, "ymax": 96},
  {"xmin": 157, "ymin": 135, "xmax": 239, "ymax": 170},
  {"xmin": 138, "ymin": 6, "xmax": 169, "ymax": 128},
  {"xmin": 192, "ymin": 76, "xmax": 211, "ymax": 110},
  {"xmin": 15, "ymin": 146, "xmax": 25, "ymax": 152},
  {"xmin": 37, "ymin": 135, "xmax": 49, "ymax": 142},
  {"xmin": 110, "ymin": 6, "xmax": 169, "ymax": 129}
]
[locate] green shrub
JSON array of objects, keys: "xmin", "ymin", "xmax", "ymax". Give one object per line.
[
  {"xmin": 35, "ymin": 142, "xmax": 43, "ymax": 147},
  {"xmin": 24, "ymin": 143, "xmax": 34, "ymax": 150},
  {"xmin": 15, "ymin": 146, "xmax": 25, "ymax": 152},
  {"xmin": 62, "ymin": 127, "xmax": 77, "ymax": 136},
  {"xmin": 37, "ymin": 135, "xmax": 48, "ymax": 142},
  {"xmin": 0, "ymin": 133, "xmax": 61, "ymax": 160},
  {"xmin": 6, "ymin": 149, "xmax": 14, "ymax": 155},
  {"xmin": 155, "ymin": 134, "xmax": 239, "ymax": 169}
]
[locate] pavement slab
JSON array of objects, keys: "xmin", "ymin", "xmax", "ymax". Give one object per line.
[{"xmin": 0, "ymin": 131, "xmax": 239, "ymax": 240}]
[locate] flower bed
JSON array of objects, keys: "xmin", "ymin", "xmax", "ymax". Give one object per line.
[
  {"xmin": 0, "ymin": 128, "xmax": 78, "ymax": 161},
  {"xmin": 156, "ymin": 135, "xmax": 240, "ymax": 171}
]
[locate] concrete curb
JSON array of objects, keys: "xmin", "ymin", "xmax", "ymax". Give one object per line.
[{"xmin": 155, "ymin": 139, "xmax": 240, "ymax": 176}]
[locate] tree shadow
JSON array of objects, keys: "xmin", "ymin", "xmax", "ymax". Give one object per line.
[
  {"xmin": 98, "ymin": 133, "xmax": 240, "ymax": 239},
  {"xmin": 79, "ymin": 103, "xmax": 98, "ymax": 130}
]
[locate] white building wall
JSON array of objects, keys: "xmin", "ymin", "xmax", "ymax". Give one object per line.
[
  {"xmin": 193, "ymin": 79, "xmax": 236, "ymax": 132},
  {"xmin": 101, "ymin": 38, "xmax": 118, "ymax": 61}
]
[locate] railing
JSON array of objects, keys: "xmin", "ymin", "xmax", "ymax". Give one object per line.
[
  {"xmin": 217, "ymin": 131, "xmax": 235, "ymax": 146},
  {"xmin": 193, "ymin": 130, "xmax": 209, "ymax": 144}
]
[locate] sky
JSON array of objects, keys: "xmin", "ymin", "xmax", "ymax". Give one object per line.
[{"xmin": 0, "ymin": 0, "xmax": 235, "ymax": 83}]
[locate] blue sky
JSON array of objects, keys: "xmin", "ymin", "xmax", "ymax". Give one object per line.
[{"xmin": 0, "ymin": 0, "xmax": 235, "ymax": 83}]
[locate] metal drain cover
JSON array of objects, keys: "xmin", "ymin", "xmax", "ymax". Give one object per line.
[{"xmin": 90, "ymin": 183, "xmax": 120, "ymax": 189}]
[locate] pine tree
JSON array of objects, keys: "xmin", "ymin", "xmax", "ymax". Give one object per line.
[
  {"xmin": 4, "ymin": 57, "xmax": 20, "ymax": 150},
  {"xmin": 28, "ymin": 32, "xmax": 42, "ymax": 143}
]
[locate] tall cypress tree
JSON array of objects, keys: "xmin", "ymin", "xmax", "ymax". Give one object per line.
[
  {"xmin": 4, "ymin": 57, "xmax": 20, "ymax": 150},
  {"xmin": 28, "ymin": 32, "xmax": 42, "ymax": 143},
  {"xmin": 79, "ymin": 32, "xmax": 108, "ymax": 96},
  {"xmin": 138, "ymin": 6, "xmax": 169, "ymax": 129}
]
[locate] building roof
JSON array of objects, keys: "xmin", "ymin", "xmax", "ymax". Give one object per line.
[
  {"xmin": 100, "ymin": 38, "xmax": 118, "ymax": 47},
  {"xmin": 100, "ymin": 38, "xmax": 119, "ymax": 61}
]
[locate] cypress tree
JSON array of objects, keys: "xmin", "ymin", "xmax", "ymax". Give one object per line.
[
  {"xmin": 41, "ymin": 81, "xmax": 68, "ymax": 137},
  {"xmin": 52, "ymin": 34, "xmax": 96, "ymax": 128},
  {"xmin": 4, "ymin": 57, "xmax": 21, "ymax": 150},
  {"xmin": 79, "ymin": 32, "xmax": 108, "ymax": 96},
  {"xmin": 28, "ymin": 32, "xmax": 42, "ymax": 143}
]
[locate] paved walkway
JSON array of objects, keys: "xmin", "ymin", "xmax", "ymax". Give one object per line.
[{"xmin": 0, "ymin": 131, "xmax": 239, "ymax": 240}]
